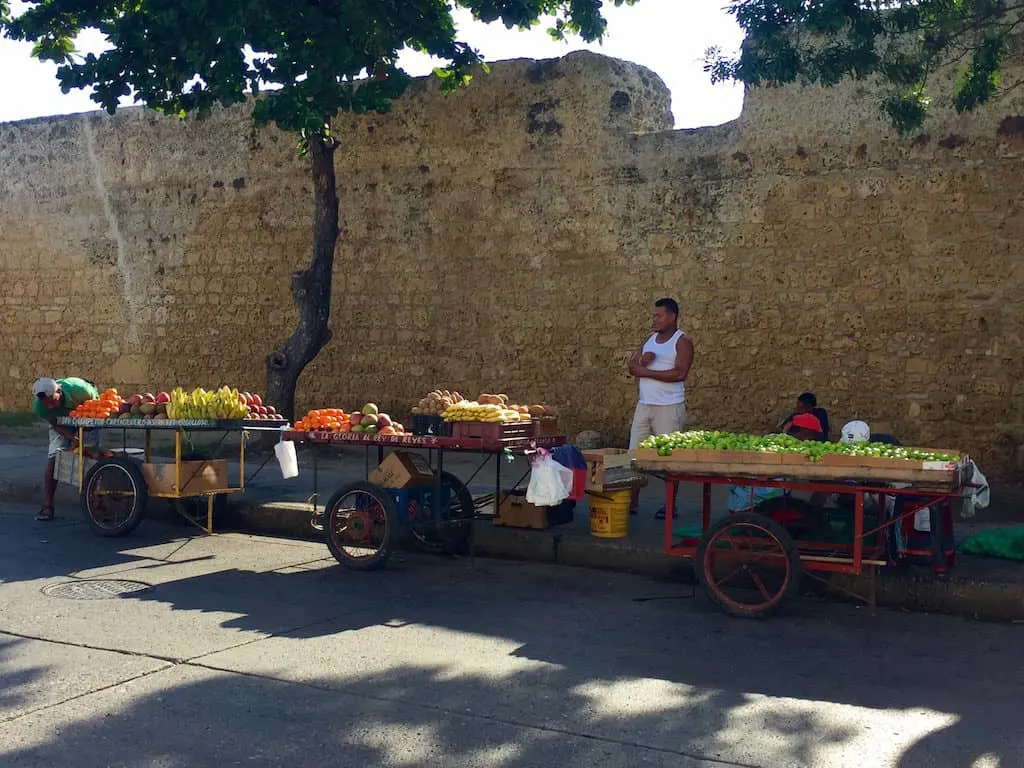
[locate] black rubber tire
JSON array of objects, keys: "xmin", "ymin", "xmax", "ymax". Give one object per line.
[
  {"xmin": 407, "ymin": 471, "xmax": 475, "ymax": 555},
  {"xmin": 324, "ymin": 481, "xmax": 397, "ymax": 571},
  {"xmin": 752, "ymin": 494, "xmax": 823, "ymax": 539},
  {"xmin": 80, "ymin": 458, "xmax": 148, "ymax": 538},
  {"xmin": 696, "ymin": 511, "xmax": 801, "ymax": 619}
]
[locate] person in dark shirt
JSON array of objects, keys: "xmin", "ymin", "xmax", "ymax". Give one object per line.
[{"xmin": 779, "ymin": 392, "xmax": 829, "ymax": 441}]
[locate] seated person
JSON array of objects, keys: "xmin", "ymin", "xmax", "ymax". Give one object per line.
[{"xmin": 779, "ymin": 392, "xmax": 828, "ymax": 441}]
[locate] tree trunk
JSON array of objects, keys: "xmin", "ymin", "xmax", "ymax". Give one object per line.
[{"xmin": 265, "ymin": 136, "xmax": 338, "ymax": 421}]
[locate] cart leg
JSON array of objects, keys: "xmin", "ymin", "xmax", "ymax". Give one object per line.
[
  {"xmin": 495, "ymin": 452, "xmax": 502, "ymax": 514},
  {"xmin": 853, "ymin": 491, "xmax": 864, "ymax": 572},
  {"xmin": 664, "ymin": 479, "xmax": 677, "ymax": 549},
  {"xmin": 702, "ymin": 483, "xmax": 712, "ymax": 531},
  {"xmin": 929, "ymin": 503, "xmax": 945, "ymax": 573},
  {"xmin": 144, "ymin": 429, "xmax": 151, "ymax": 463},
  {"xmin": 207, "ymin": 494, "xmax": 215, "ymax": 534}
]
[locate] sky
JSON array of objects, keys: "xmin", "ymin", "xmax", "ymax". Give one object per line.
[{"xmin": 0, "ymin": 0, "xmax": 745, "ymax": 129}]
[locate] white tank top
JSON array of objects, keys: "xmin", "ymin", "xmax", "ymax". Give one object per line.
[{"xmin": 638, "ymin": 329, "xmax": 686, "ymax": 406}]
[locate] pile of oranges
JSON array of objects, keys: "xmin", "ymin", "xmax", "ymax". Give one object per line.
[
  {"xmin": 69, "ymin": 389, "xmax": 126, "ymax": 419},
  {"xmin": 293, "ymin": 408, "xmax": 405, "ymax": 435}
]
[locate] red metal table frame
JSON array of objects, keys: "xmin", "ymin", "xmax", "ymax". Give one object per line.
[
  {"xmin": 283, "ymin": 430, "xmax": 567, "ymax": 511},
  {"xmin": 654, "ymin": 472, "xmax": 965, "ymax": 577}
]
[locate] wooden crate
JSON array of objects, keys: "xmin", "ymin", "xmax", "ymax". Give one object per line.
[
  {"xmin": 534, "ymin": 417, "xmax": 561, "ymax": 438},
  {"xmin": 452, "ymin": 420, "xmax": 536, "ymax": 441}
]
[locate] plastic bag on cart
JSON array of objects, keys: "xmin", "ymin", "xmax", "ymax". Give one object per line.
[
  {"xmin": 727, "ymin": 485, "xmax": 781, "ymax": 512},
  {"xmin": 274, "ymin": 439, "xmax": 299, "ymax": 479},
  {"xmin": 964, "ymin": 460, "xmax": 989, "ymax": 517},
  {"xmin": 526, "ymin": 451, "xmax": 574, "ymax": 507}
]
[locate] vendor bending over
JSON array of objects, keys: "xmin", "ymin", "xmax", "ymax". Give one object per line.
[{"xmin": 32, "ymin": 376, "xmax": 100, "ymax": 521}]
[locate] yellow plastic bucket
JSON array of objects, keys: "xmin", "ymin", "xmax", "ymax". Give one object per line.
[{"xmin": 589, "ymin": 489, "xmax": 631, "ymax": 539}]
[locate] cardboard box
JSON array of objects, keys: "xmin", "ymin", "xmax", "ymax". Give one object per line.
[
  {"xmin": 142, "ymin": 459, "xmax": 229, "ymax": 496},
  {"xmin": 53, "ymin": 448, "xmax": 145, "ymax": 487},
  {"xmin": 369, "ymin": 451, "xmax": 435, "ymax": 488},
  {"xmin": 53, "ymin": 451, "xmax": 96, "ymax": 486},
  {"xmin": 494, "ymin": 490, "xmax": 549, "ymax": 529},
  {"xmin": 582, "ymin": 448, "xmax": 635, "ymax": 491}
]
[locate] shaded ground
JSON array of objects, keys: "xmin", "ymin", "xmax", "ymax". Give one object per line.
[{"xmin": 0, "ymin": 502, "xmax": 1021, "ymax": 767}]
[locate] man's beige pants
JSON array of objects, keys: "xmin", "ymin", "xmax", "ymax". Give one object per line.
[{"xmin": 628, "ymin": 403, "xmax": 686, "ymax": 514}]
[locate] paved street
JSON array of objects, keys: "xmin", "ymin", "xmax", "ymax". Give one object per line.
[{"xmin": 0, "ymin": 501, "xmax": 1021, "ymax": 768}]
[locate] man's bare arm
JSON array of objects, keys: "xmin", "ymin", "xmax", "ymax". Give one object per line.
[
  {"xmin": 47, "ymin": 417, "xmax": 76, "ymax": 442},
  {"xmin": 635, "ymin": 336, "xmax": 694, "ymax": 382}
]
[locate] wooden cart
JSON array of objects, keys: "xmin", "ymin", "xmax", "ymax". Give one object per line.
[
  {"xmin": 635, "ymin": 449, "xmax": 972, "ymax": 618},
  {"xmin": 57, "ymin": 417, "xmax": 287, "ymax": 536}
]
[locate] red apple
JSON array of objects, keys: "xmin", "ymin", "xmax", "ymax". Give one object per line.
[
  {"xmin": 155, "ymin": 391, "xmax": 170, "ymax": 404},
  {"xmin": 252, "ymin": 393, "xmax": 263, "ymax": 407},
  {"xmin": 350, "ymin": 412, "xmax": 363, "ymax": 426},
  {"xmin": 377, "ymin": 414, "xmax": 392, "ymax": 428},
  {"xmin": 257, "ymin": 405, "xmax": 268, "ymax": 415},
  {"xmin": 265, "ymin": 405, "xmax": 276, "ymax": 415},
  {"xmin": 129, "ymin": 394, "xmax": 143, "ymax": 407},
  {"xmin": 242, "ymin": 392, "xmax": 253, "ymax": 405},
  {"xmin": 142, "ymin": 393, "xmax": 156, "ymax": 404}
]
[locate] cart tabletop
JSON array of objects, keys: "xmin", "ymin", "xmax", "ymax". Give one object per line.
[
  {"xmin": 634, "ymin": 456, "xmax": 970, "ymax": 495},
  {"xmin": 284, "ymin": 429, "xmax": 565, "ymax": 453},
  {"xmin": 58, "ymin": 417, "xmax": 290, "ymax": 432}
]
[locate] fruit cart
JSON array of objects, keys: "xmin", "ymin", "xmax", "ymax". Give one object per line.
[
  {"xmin": 284, "ymin": 426, "xmax": 566, "ymax": 570},
  {"xmin": 57, "ymin": 417, "xmax": 288, "ymax": 536},
  {"xmin": 635, "ymin": 445, "xmax": 973, "ymax": 619}
]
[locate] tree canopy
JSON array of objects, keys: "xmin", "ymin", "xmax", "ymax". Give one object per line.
[
  {"xmin": 707, "ymin": 0, "xmax": 1024, "ymax": 133},
  {"xmin": 2, "ymin": 1, "xmax": 636, "ymax": 142},
  {"xmin": 0, "ymin": 0, "xmax": 638, "ymax": 416}
]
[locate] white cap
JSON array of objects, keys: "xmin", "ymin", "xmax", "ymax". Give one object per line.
[
  {"xmin": 840, "ymin": 420, "xmax": 871, "ymax": 444},
  {"xmin": 33, "ymin": 377, "xmax": 59, "ymax": 399}
]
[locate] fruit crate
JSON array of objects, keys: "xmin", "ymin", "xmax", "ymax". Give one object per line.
[
  {"xmin": 534, "ymin": 416, "xmax": 561, "ymax": 438},
  {"xmin": 411, "ymin": 415, "xmax": 453, "ymax": 437},
  {"xmin": 452, "ymin": 420, "xmax": 537, "ymax": 441}
]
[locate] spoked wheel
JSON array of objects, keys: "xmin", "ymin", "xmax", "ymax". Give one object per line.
[
  {"xmin": 407, "ymin": 471, "xmax": 475, "ymax": 555},
  {"xmin": 696, "ymin": 512, "xmax": 801, "ymax": 619},
  {"xmin": 324, "ymin": 482, "xmax": 397, "ymax": 570},
  {"xmin": 80, "ymin": 458, "xmax": 148, "ymax": 537}
]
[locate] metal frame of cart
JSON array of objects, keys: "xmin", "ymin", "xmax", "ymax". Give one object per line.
[
  {"xmin": 285, "ymin": 430, "xmax": 565, "ymax": 569},
  {"xmin": 57, "ymin": 417, "xmax": 287, "ymax": 536},
  {"xmin": 637, "ymin": 456, "xmax": 973, "ymax": 618}
]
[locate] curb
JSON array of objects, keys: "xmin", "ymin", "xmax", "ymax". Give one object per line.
[{"xmin": 2, "ymin": 482, "xmax": 1022, "ymax": 622}]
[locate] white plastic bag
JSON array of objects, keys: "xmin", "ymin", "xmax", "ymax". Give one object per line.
[
  {"xmin": 526, "ymin": 453, "xmax": 574, "ymax": 507},
  {"xmin": 274, "ymin": 440, "xmax": 299, "ymax": 479},
  {"xmin": 965, "ymin": 461, "xmax": 989, "ymax": 517}
]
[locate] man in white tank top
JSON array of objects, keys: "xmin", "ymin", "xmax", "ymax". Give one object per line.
[{"xmin": 628, "ymin": 298, "xmax": 694, "ymax": 518}]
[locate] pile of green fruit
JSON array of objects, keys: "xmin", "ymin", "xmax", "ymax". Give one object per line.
[{"xmin": 639, "ymin": 431, "xmax": 959, "ymax": 462}]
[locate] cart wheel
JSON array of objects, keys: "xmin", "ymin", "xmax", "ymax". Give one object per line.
[
  {"xmin": 324, "ymin": 482, "xmax": 397, "ymax": 570},
  {"xmin": 80, "ymin": 458, "xmax": 148, "ymax": 538},
  {"xmin": 408, "ymin": 471, "xmax": 475, "ymax": 555},
  {"xmin": 696, "ymin": 512, "xmax": 800, "ymax": 619}
]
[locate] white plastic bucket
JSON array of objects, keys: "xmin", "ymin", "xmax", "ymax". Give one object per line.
[{"xmin": 274, "ymin": 440, "xmax": 299, "ymax": 479}]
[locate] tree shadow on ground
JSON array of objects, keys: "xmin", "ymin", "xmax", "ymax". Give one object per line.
[{"xmin": 2, "ymin": 515, "xmax": 1021, "ymax": 766}]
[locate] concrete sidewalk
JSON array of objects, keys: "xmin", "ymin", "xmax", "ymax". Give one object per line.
[{"xmin": 2, "ymin": 434, "xmax": 1023, "ymax": 621}]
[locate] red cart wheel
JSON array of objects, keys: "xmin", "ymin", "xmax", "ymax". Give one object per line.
[
  {"xmin": 696, "ymin": 512, "xmax": 801, "ymax": 619},
  {"xmin": 323, "ymin": 482, "xmax": 396, "ymax": 571}
]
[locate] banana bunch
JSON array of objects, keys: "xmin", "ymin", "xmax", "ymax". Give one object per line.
[
  {"xmin": 442, "ymin": 400, "xmax": 527, "ymax": 424},
  {"xmin": 167, "ymin": 387, "xmax": 249, "ymax": 420}
]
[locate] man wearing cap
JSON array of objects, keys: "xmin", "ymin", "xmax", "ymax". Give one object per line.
[{"xmin": 32, "ymin": 376, "xmax": 100, "ymax": 521}]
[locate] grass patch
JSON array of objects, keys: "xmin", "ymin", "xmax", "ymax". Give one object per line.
[{"xmin": 0, "ymin": 410, "xmax": 40, "ymax": 428}]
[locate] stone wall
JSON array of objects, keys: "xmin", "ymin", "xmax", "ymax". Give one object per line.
[{"xmin": 1, "ymin": 51, "xmax": 1022, "ymax": 478}]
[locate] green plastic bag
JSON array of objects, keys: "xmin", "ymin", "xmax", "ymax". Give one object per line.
[{"xmin": 959, "ymin": 527, "xmax": 1024, "ymax": 561}]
